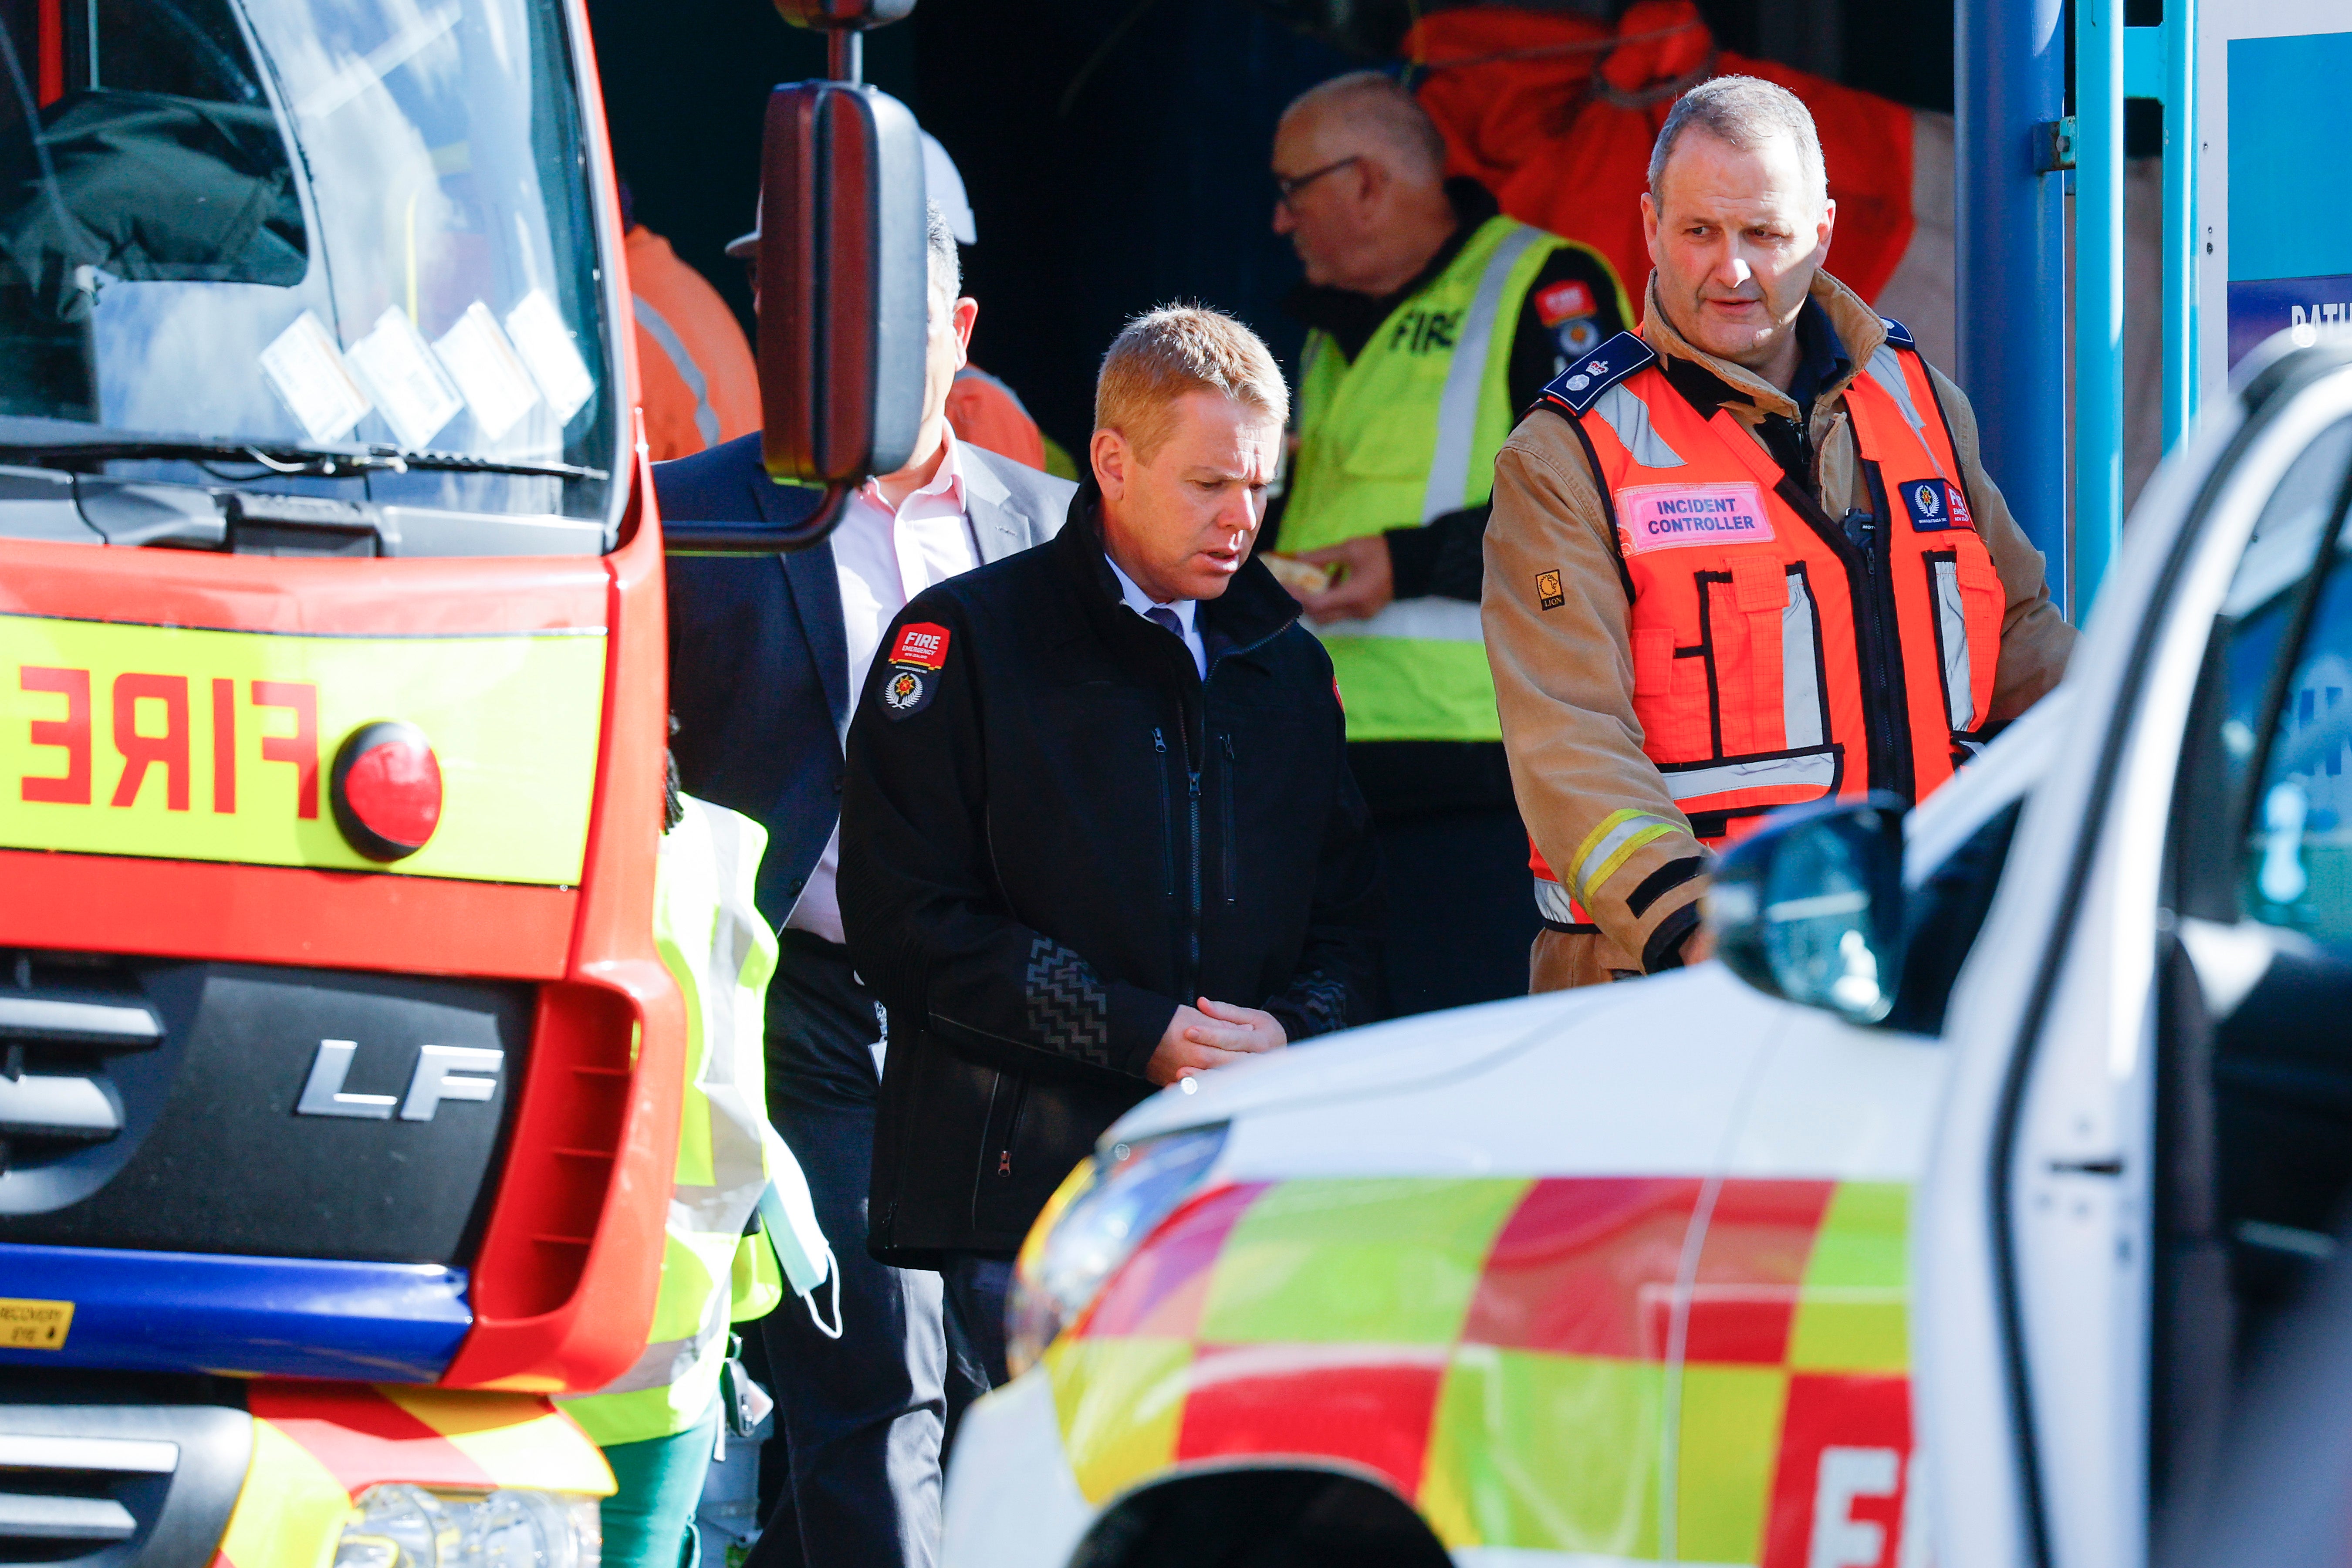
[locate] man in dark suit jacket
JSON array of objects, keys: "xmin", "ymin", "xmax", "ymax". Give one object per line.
[{"xmin": 662, "ymin": 205, "xmax": 1075, "ymax": 1568}]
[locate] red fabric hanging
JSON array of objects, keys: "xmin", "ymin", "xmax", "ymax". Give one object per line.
[{"xmin": 1406, "ymin": 1, "xmax": 1917, "ymax": 306}]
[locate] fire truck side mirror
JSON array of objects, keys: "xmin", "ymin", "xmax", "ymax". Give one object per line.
[{"xmin": 663, "ymin": 81, "xmax": 926, "ymax": 553}]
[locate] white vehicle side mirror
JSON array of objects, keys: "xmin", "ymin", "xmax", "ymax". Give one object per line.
[{"xmin": 1707, "ymin": 795, "xmax": 1909, "ymax": 1026}]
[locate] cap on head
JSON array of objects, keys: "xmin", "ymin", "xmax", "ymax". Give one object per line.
[
  {"xmin": 1647, "ymin": 74, "xmax": 1827, "ymax": 204},
  {"xmin": 1095, "ymin": 304, "xmax": 1288, "ymax": 464},
  {"xmin": 1278, "ymin": 69, "xmax": 1447, "ymax": 187}
]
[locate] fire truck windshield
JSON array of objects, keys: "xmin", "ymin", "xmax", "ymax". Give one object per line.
[{"xmin": 0, "ymin": 0, "xmax": 622, "ymax": 552}]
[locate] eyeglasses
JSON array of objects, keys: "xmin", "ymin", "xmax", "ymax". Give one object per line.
[{"xmin": 1273, "ymin": 155, "xmax": 1362, "ymax": 210}]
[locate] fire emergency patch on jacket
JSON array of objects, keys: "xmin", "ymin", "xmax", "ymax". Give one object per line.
[
  {"xmin": 890, "ymin": 622, "xmax": 951, "ymax": 670},
  {"xmin": 1899, "ymin": 478, "xmax": 1972, "ymax": 533},
  {"xmin": 1536, "ymin": 279, "xmax": 1603, "ymax": 359},
  {"xmin": 1617, "ymin": 482, "xmax": 1775, "ymax": 553},
  {"xmin": 1535, "ymin": 280, "xmax": 1596, "ymax": 325}
]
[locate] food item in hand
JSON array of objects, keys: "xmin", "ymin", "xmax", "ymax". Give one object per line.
[{"xmin": 1260, "ymin": 553, "xmax": 1333, "ymax": 596}]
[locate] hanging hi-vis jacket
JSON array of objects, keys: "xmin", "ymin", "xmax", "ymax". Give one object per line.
[
  {"xmin": 1283, "ymin": 215, "xmax": 1623, "ymax": 743},
  {"xmin": 559, "ymin": 794, "xmax": 830, "ymax": 1449},
  {"xmin": 1520, "ymin": 319, "xmax": 2005, "ymax": 933}
]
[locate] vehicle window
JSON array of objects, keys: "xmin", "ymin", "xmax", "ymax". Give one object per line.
[
  {"xmin": 0, "ymin": 0, "xmax": 617, "ymax": 548},
  {"xmin": 1885, "ymin": 799, "xmax": 2022, "ymax": 1035},
  {"xmin": 2240, "ymin": 466, "xmax": 2352, "ymax": 949},
  {"xmin": 2152, "ymin": 409, "xmax": 2352, "ymax": 1518}
]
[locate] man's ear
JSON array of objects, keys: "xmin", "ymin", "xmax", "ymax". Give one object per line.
[
  {"xmin": 1640, "ymin": 190, "xmax": 1660, "ymax": 269},
  {"xmin": 1091, "ymin": 428, "xmax": 1129, "ymax": 501},
  {"xmin": 1815, "ymin": 195, "xmax": 1837, "ymax": 265},
  {"xmin": 951, "ymin": 297, "xmax": 978, "ymax": 366}
]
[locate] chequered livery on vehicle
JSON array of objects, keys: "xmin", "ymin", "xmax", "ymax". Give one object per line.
[
  {"xmin": 213, "ymin": 1384, "xmax": 610, "ymax": 1568},
  {"xmin": 945, "ymin": 967, "xmax": 1949, "ymax": 1568},
  {"xmin": 1041, "ymin": 1176, "xmax": 1912, "ymax": 1565}
]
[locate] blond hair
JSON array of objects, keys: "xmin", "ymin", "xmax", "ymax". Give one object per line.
[{"xmin": 1094, "ymin": 304, "xmax": 1288, "ymax": 463}]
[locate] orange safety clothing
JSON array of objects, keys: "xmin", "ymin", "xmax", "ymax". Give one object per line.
[
  {"xmin": 1483, "ymin": 273, "xmax": 2073, "ymax": 987},
  {"xmin": 1559, "ymin": 328, "xmax": 2003, "ymax": 830},
  {"xmin": 626, "ymin": 225, "xmax": 760, "ymax": 463},
  {"xmin": 1520, "ymin": 323, "xmax": 2001, "ymax": 928},
  {"xmin": 946, "ymin": 365, "xmax": 1047, "ymax": 471},
  {"xmin": 1406, "ymin": 1, "xmax": 1919, "ymax": 307}
]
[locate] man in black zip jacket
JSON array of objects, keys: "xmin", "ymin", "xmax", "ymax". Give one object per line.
[{"xmin": 838, "ymin": 306, "xmax": 1384, "ymax": 1386}]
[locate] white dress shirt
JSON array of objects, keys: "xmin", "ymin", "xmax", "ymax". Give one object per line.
[
  {"xmin": 1106, "ymin": 554, "xmax": 1206, "ymax": 679},
  {"xmin": 787, "ymin": 427, "xmax": 980, "ymax": 945}
]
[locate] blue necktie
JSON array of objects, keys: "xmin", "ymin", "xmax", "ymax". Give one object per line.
[{"xmin": 1145, "ymin": 606, "xmax": 1184, "ymax": 641}]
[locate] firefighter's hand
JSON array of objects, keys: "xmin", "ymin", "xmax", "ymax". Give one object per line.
[{"xmin": 1296, "ymin": 534, "xmax": 1394, "ymax": 624}]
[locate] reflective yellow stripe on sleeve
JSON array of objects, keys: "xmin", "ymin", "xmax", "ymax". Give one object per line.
[{"xmin": 1568, "ymin": 808, "xmax": 1679, "ymax": 908}]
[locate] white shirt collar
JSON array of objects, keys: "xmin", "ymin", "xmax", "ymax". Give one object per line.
[
  {"xmin": 859, "ymin": 423, "xmax": 967, "ymax": 516},
  {"xmin": 1104, "ymin": 554, "xmax": 1196, "ymax": 633}
]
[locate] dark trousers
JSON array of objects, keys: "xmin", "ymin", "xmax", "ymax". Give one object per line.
[
  {"xmin": 938, "ymin": 1251, "xmax": 1015, "ymax": 1446},
  {"xmin": 744, "ymin": 933, "xmax": 947, "ymax": 1568},
  {"xmin": 1371, "ymin": 804, "xmax": 1541, "ymax": 1016}
]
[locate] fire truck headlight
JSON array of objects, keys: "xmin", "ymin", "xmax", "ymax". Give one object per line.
[
  {"xmin": 1006, "ymin": 1122, "xmax": 1228, "ymax": 1378},
  {"xmin": 332, "ymin": 1483, "xmax": 601, "ymax": 1568}
]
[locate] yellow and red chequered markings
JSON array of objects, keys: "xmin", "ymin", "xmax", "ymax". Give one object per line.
[
  {"xmin": 208, "ymin": 1383, "xmax": 612, "ymax": 1568},
  {"xmin": 1048, "ymin": 1175, "xmax": 1919, "ymax": 1568}
]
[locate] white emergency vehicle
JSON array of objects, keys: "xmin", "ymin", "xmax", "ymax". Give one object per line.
[{"xmin": 939, "ymin": 333, "xmax": 2352, "ymax": 1568}]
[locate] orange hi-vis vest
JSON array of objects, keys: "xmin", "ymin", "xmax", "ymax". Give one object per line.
[{"xmin": 1528, "ymin": 321, "xmax": 2004, "ymax": 932}]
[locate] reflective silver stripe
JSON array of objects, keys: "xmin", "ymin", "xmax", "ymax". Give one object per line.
[
  {"xmin": 634, "ymin": 294, "xmax": 721, "ymax": 449},
  {"xmin": 1782, "ymin": 571, "xmax": 1824, "ymax": 748},
  {"xmin": 675, "ymin": 799, "xmax": 777, "ymax": 1234},
  {"xmin": 1421, "ymin": 224, "xmax": 1546, "ymax": 523},
  {"xmin": 1533, "ymin": 877, "xmax": 1579, "ymax": 924},
  {"xmin": 1591, "ymin": 383, "xmax": 1684, "ymax": 468},
  {"xmin": 1574, "ymin": 814, "xmax": 1663, "ymax": 895},
  {"xmin": 1303, "ymin": 598, "xmax": 1484, "ymax": 644},
  {"xmin": 1933, "ymin": 558, "xmax": 1973, "ymax": 730},
  {"xmin": 591, "ymin": 1296, "xmax": 730, "ymax": 1398},
  {"xmin": 1660, "ymin": 750, "xmax": 1838, "ymax": 803},
  {"xmin": 1865, "ymin": 345, "xmax": 1930, "ymax": 445}
]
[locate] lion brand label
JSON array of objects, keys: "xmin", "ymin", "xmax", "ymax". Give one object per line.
[
  {"xmin": 1617, "ymin": 482, "xmax": 1774, "ymax": 554},
  {"xmin": 890, "ymin": 623, "xmax": 950, "ymax": 670}
]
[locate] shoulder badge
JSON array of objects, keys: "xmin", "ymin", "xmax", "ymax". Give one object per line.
[
  {"xmin": 889, "ymin": 622, "xmax": 950, "ymax": 669},
  {"xmin": 1879, "ymin": 316, "xmax": 1916, "ymax": 350},
  {"xmin": 878, "ymin": 619, "xmax": 950, "ymax": 720},
  {"xmin": 1536, "ymin": 332, "xmax": 1657, "ymax": 416}
]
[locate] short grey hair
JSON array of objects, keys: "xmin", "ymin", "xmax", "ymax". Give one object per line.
[
  {"xmin": 1648, "ymin": 75, "xmax": 1826, "ymax": 202},
  {"xmin": 926, "ymin": 200, "xmax": 960, "ymax": 319},
  {"xmin": 1280, "ymin": 70, "xmax": 1448, "ymax": 186}
]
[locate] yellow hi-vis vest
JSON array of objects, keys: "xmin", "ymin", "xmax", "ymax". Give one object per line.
[
  {"xmin": 1282, "ymin": 214, "xmax": 1626, "ymax": 743},
  {"xmin": 560, "ymin": 794, "xmax": 831, "ymax": 1448}
]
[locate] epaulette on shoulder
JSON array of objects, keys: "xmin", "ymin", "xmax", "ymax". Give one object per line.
[
  {"xmin": 1536, "ymin": 332, "xmax": 1656, "ymax": 416},
  {"xmin": 1879, "ymin": 316, "xmax": 1916, "ymax": 349}
]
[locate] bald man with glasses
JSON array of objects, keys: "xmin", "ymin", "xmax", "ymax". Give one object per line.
[{"xmin": 1265, "ymin": 70, "xmax": 1631, "ymax": 1016}]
